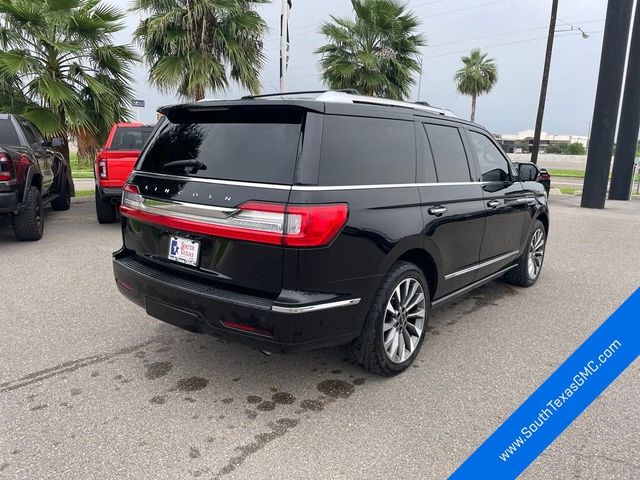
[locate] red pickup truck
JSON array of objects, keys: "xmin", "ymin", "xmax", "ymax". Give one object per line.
[{"xmin": 94, "ymin": 122, "xmax": 154, "ymax": 223}]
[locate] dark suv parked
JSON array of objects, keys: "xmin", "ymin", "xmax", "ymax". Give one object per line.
[{"xmin": 113, "ymin": 91, "xmax": 549, "ymax": 375}]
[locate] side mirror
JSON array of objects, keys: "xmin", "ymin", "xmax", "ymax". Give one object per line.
[
  {"xmin": 517, "ymin": 162, "xmax": 539, "ymax": 182},
  {"xmin": 51, "ymin": 137, "xmax": 64, "ymax": 148}
]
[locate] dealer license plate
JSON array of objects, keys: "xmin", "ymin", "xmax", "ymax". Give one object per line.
[{"xmin": 168, "ymin": 236, "xmax": 200, "ymax": 266}]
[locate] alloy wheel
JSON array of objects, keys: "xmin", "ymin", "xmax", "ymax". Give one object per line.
[
  {"xmin": 383, "ymin": 277, "xmax": 426, "ymax": 364},
  {"xmin": 527, "ymin": 228, "xmax": 545, "ymax": 279}
]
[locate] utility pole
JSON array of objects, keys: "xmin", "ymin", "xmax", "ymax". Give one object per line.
[
  {"xmin": 582, "ymin": 0, "xmax": 634, "ymax": 208},
  {"xmin": 417, "ymin": 57, "xmax": 424, "ymax": 102},
  {"xmin": 530, "ymin": 0, "xmax": 559, "ymax": 165},
  {"xmin": 279, "ymin": 0, "xmax": 291, "ymax": 93},
  {"xmin": 609, "ymin": 2, "xmax": 640, "ymax": 200}
]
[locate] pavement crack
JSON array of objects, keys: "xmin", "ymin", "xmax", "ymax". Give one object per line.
[
  {"xmin": 0, "ymin": 339, "xmax": 159, "ymax": 394},
  {"xmin": 213, "ymin": 418, "xmax": 300, "ymax": 479},
  {"xmin": 572, "ymin": 452, "xmax": 640, "ymax": 470}
]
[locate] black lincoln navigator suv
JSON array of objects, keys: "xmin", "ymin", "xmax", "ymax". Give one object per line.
[{"xmin": 113, "ymin": 91, "xmax": 549, "ymax": 375}]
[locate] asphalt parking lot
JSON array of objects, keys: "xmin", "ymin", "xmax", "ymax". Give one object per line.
[{"xmin": 1, "ymin": 196, "xmax": 638, "ymax": 479}]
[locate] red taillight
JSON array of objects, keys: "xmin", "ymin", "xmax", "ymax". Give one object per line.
[
  {"xmin": 96, "ymin": 151, "xmax": 108, "ymax": 179},
  {"xmin": 119, "ymin": 185, "xmax": 348, "ymax": 248},
  {"xmin": 281, "ymin": 203, "xmax": 349, "ymax": 247},
  {"xmin": 123, "ymin": 183, "xmax": 140, "ymax": 194},
  {"xmin": 0, "ymin": 153, "xmax": 12, "ymax": 181}
]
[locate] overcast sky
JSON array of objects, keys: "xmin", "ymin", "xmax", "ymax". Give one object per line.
[{"xmin": 112, "ymin": 0, "xmax": 610, "ymax": 135}]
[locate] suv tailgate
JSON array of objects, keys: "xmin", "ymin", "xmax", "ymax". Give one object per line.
[{"xmin": 121, "ymin": 106, "xmax": 305, "ymax": 297}]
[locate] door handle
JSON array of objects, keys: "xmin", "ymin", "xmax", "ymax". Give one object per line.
[
  {"xmin": 487, "ymin": 199, "xmax": 501, "ymax": 209},
  {"xmin": 428, "ymin": 206, "xmax": 447, "ymax": 216}
]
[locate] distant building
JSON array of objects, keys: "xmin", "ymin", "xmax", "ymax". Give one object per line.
[{"xmin": 494, "ymin": 130, "xmax": 588, "ymax": 154}]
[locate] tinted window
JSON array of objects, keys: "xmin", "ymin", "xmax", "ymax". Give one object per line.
[
  {"xmin": 17, "ymin": 119, "xmax": 45, "ymax": 145},
  {"xmin": 469, "ymin": 131, "xmax": 511, "ymax": 182},
  {"xmin": 320, "ymin": 116, "xmax": 415, "ymax": 185},
  {"xmin": 29, "ymin": 123, "xmax": 45, "ymax": 144},
  {"xmin": 416, "ymin": 123, "xmax": 437, "ymax": 182},
  {"xmin": 0, "ymin": 118, "xmax": 20, "ymax": 145},
  {"xmin": 111, "ymin": 126, "xmax": 154, "ymax": 150},
  {"xmin": 425, "ymin": 124, "xmax": 471, "ymax": 182},
  {"xmin": 139, "ymin": 110, "xmax": 302, "ymax": 184}
]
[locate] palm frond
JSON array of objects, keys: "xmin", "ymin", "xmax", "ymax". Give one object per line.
[{"xmin": 316, "ymin": 0, "xmax": 425, "ymax": 100}]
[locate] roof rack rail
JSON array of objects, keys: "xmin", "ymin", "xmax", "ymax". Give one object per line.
[
  {"xmin": 242, "ymin": 89, "xmax": 360, "ymax": 100},
  {"xmin": 237, "ymin": 89, "xmax": 456, "ymax": 118},
  {"xmin": 314, "ymin": 91, "xmax": 457, "ymax": 117}
]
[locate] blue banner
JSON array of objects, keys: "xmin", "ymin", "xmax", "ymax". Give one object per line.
[{"xmin": 450, "ymin": 288, "xmax": 640, "ymax": 479}]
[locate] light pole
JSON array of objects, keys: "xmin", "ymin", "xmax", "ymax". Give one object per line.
[
  {"xmin": 530, "ymin": 3, "xmax": 591, "ymax": 164},
  {"xmin": 417, "ymin": 57, "xmax": 424, "ymax": 101},
  {"xmin": 279, "ymin": 0, "xmax": 292, "ymax": 93},
  {"xmin": 530, "ymin": 0, "xmax": 558, "ymax": 165}
]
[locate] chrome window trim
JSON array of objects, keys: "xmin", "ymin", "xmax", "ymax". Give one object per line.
[
  {"xmin": 291, "ymin": 182, "xmax": 485, "ymax": 191},
  {"xmin": 444, "ymin": 250, "xmax": 520, "ymax": 280},
  {"xmin": 272, "ymin": 298, "xmax": 361, "ymax": 314},
  {"xmin": 133, "ymin": 171, "xmax": 293, "ymax": 190},
  {"xmin": 132, "ymin": 171, "xmax": 486, "ymax": 192}
]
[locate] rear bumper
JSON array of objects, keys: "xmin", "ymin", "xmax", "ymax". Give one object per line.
[
  {"xmin": 98, "ymin": 186, "xmax": 123, "ymax": 199},
  {"xmin": 112, "ymin": 250, "xmax": 364, "ymax": 352},
  {"xmin": 0, "ymin": 190, "xmax": 19, "ymax": 213}
]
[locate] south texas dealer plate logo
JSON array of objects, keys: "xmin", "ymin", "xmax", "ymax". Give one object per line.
[{"xmin": 168, "ymin": 236, "xmax": 200, "ymax": 267}]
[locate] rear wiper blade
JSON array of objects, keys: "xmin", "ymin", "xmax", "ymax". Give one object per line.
[{"xmin": 163, "ymin": 159, "xmax": 207, "ymax": 172}]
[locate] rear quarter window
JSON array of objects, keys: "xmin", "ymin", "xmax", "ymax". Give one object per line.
[
  {"xmin": 319, "ymin": 116, "xmax": 415, "ymax": 185},
  {"xmin": 138, "ymin": 109, "xmax": 303, "ymax": 184},
  {"xmin": 0, "ymin": 118, "xmax": 20, "ymax": 146},
  {"xmin": 110, "ymin": 126, "xmax": 154, "ymax": 150}
]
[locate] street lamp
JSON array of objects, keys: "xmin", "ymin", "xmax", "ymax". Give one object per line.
[{"xmin": 530, "ymin": 1, "xmax": 590, "ymax": 164}]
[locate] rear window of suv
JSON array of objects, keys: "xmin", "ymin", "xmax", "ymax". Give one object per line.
[
  {"xmin": 139, "ymin": 109, "xmax": 303, "ymax": 184},
  {"xmin": 0, "ymin": 118, "xmax": 20, "ymax": 146},
  {"xmin": 111, "ymin": 126, "xmax": 154, "ymax": 151}
]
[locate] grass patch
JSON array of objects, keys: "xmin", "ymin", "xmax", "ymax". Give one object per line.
[
  {"xmin": 547, "ymin": 168, "xmax": 640, "ymax": 181},
  {"xmin": 74, "ymin": 189, "xmax": 95, "ymax": 198},
  {"xmin": 69, "ymin": 152, "xmax": 94, "ymax": 178},
  {"xmin": 559, "ymin": 186, "xmax": 581, "ymax": 195},
  {"xmin": 547, "ymin": 169, "xmax": 585, "ymax": 178}
]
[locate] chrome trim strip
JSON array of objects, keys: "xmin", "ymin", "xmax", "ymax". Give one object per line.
[
  {"xmin": 143, "ymin": 197, "xmax": 238, "ymax": 220},
  {"xmin": 133, "ymin": 172, "xmax": 486, "ymax": 192},
  {"xmin": 506, "ymin": 197, "xmax": 536, "ymax": 205},
  {"xmin": 133, "ymin": 171, "xmax": 293, "ymax": 190},
  {"xmin": 444, "ymin": 250, "xmax": 520, "ymax": 280},
  {"xmin": 432, "ymin": 265, "xmax": 518, "ymax": 308},
  {"xmin": 272, "ymin": 298, "xmax": 361, "ymax": 314},
  {"xmin": 291, "ymin": 182, "xmax": 484, "ymax": 191}
]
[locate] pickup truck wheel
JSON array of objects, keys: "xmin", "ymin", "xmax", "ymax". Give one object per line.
[
  {"xmin": 504, "ymin": 220, "xmax": 546, "ymax": 287},
  {"xmin": 351, "ymin": 261, "xmax": 429, "ymax": 376},
  {"xmin": 12, "ymin": 186, "xmax": 44, "ymax": 241},
  {"xmin": 95, "ymin": 187, "xmax": 117, "ymax": 224},
  {"xmin": 51, "ymin": 179, "xmax": 71, "ymax": 211}
]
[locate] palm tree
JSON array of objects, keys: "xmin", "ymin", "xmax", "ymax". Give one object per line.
[
  {"xmin": 315, "ymin": 0, "xmax": 425, "ymax": 100},
  {"xmin": 454, "ymin": 48, "xmax": 498, "ymax": 123},
  {"xmin": 0, "ymin": 0, "xmax": 137, "ymax": 163},
  {"xmin": 133, "ymin": 0, "xmax": 269, "ymax": 101}
]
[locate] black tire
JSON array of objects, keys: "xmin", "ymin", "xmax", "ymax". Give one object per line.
[
  {"xmin": 351, "ymin": 261, "xmax": 430, "ymax": 376},
  {"xmin": 51, "ymin": 179, "xmax": 71, "ymax": 211},
  {"xmin": 504, "ymin": 220, "xmax": 546, "ymax": 287},
  {"xmin": 95, "ymin": 187, "xmax": 117, "ymax": 224},
  {"xmin": 12, "ymin": 186, "xmax": 44, "ymax": 241}
]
